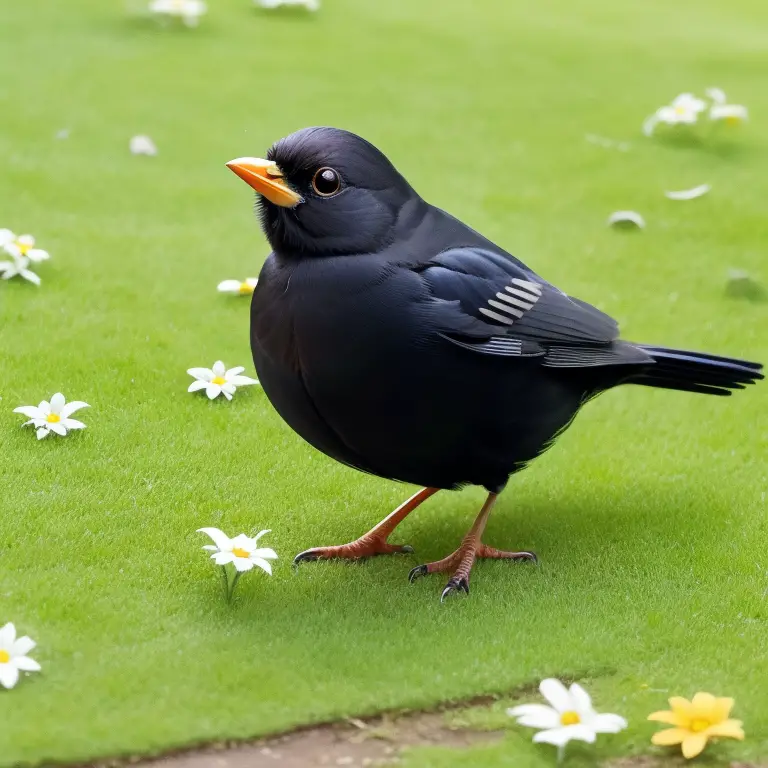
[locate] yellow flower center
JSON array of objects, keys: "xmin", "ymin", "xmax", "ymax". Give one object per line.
[
  {"xmin": 47, "ymin": 413, "xmax": 61, "ymax": 423},
  {"xmin": 239, "ymin": 282, "xmax": 254, "ymax": 295},
  {"xmin": 690, "ymin": 718, "xmax": 711, "ymax": 732},
  {"xmin": 560, "ymin": 711, "xmax": 580, "ymax": 726},
  {"xmin": 232, "ymin": 547, "xmax": 249, "ymax": 558},
  {"xmin": 725, "ymin": 115, "xmax": 741, "ymax": 125},
  {"xmin": 14, "ymin": 240, "xmax": 32, "ymax": 256},
  {"xmin": 0, "ymin": 650, "xmax": 9, "ymax": 663},
  {"xmin": 211, "ymin": 376, "xmax": 226, "ymax": 386},
  {"xmin": 675, "ymin": 106, "xmax": 687, "ymax": 115}
]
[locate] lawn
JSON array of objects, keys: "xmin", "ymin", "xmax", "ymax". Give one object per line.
[{"xmin": 1, "ymin": 0, "xmax": 767, "ymax": 765}]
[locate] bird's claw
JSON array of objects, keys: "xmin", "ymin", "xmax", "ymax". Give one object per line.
[
  {"xmin": 440, "ymin": 577, "xmax": 470, "ymax": 602},
  {"xmin": 399, "ymin": 544, "xmax": 415, "ymax": 554},
  {"xmin": 293, "ymin": 550, "xmax": 320, "ymax": 566},
  {"xmin": 408, "ymin": 564, "xmax": 429, "ymax": 583}
]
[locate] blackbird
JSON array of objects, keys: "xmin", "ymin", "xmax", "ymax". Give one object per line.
[{"xmin": 227, "ymin": 127, "xmax": 763, "ymax": 601}]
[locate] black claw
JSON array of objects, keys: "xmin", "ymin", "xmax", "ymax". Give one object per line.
[
  {"xmin": 440, "ymin": 577, "xmax": 469, "ymax": 603},
  {"xmin": 517, "ymin": 551, "xmax": 538, "ymax": 564},
  {"xmin": 400, "ymin": 544, "xmax": 415, "ymax": 554},
  {"xmin": 408, "ymin": 564, "xmax": 428, "ymax": 583},
  {"xmin": 293, "ymin": 550, "xmax": 320, "ymax": 566}
]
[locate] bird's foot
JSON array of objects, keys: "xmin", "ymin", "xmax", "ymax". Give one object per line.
[
  {"xmin": 294, "ymin": 535, "xmax": 413, "ymax": 565},
  {"xmin": 409, "ymin": 542, "xmax": 536, "ymax": 602},
  {"xmin": 293, "ymin": 487, "xmax": 438, "ymax": 566}
]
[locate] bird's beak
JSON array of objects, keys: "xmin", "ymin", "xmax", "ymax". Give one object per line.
[{"xmin": 226, "ymin": 157, "xmax": 304, "ymax": 208}]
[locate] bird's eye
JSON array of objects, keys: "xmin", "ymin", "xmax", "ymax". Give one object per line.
[{"xmin": 312, "ymin": 167, "xmax": 341, "ymax": 197}]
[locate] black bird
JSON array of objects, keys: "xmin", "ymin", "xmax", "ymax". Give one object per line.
[{"xmin": 227, "ymin": 127, "xmax": 763, "ymax": 601}]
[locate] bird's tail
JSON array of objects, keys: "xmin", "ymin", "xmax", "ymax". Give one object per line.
[{"xmin": 628, "ymin": 345, "xmax": 763, "ymax": 396}]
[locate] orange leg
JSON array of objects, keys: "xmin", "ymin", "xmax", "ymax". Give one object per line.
[
  {"xmin": 293, "ymin": 487, "xmax": 438, "ymax": 564},
  {"xmin": 409, "ymin": 493, "xmax": 536, "ymax": 601}
]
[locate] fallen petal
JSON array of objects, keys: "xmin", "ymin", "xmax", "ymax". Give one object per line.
[
  {"xmin": 664, "ymin": 184, "xmax": 711, "ymax": 201},
  {"xmin": 607, "ymin": 210, "xmax": 645, "ymax": 230},
  {"xmin": 130, "ymin": 135, "xmax": 158, "ymax": 156}
]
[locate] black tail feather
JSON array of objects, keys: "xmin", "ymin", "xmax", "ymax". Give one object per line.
[{"xmin": 630, "ymin": 345, "xmax": 763, "ymax": 397}]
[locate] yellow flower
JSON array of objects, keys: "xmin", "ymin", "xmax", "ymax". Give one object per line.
[{"xmin": 648, "ymin": 692, "xmax": 744, "ymax": 759}]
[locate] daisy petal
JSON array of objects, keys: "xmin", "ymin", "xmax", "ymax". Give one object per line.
[
  {"xmin": 651, "ymin": 727, "xmax": 687, "ymax": 746},
  {"xmin": 534, "ymin": 726, "xmax": 594, "ymax": 746},
  {"xmin": 681, "ymin": 733, "xmax": 708, "ymax": 759},
  {"xmin": 20, "ymin": 269, "xmax": 41, "ymax": 285},
  {"xmin": 60, "ymin": 401, "xmax": 89, "ymax": 418},
  {"xmin": 26, "ymin": 249, "xmax": 49, "ymax": 263},
  {"xmin": 212, "ymin": 361, "xmax": 226, "ymax": 377},
  {"xmin": 48, "ymin": 422, "xmax": 67, "ymax": 436},
  {"xmin": 229, "ymin": 375, "xmax": 259, "ymax": 387},
  {"xmin": 50, "ymin": 393, "xmax": 65, "ymax": 412},
  {"xmin": 0, "ymin": 623, "xmax": 16, "ymax": 646},
  {"xmin": 225, "ymin": 366, "xmax": 245, "ymax": 378},
  {"xmin": 217, "ymin": 280, "xmax": 241, "ymax": 293},
  {"xmin": 13, "ymin": 406, "xmax": 43, "ymax": 419},
  {"xmin": 36, "ymin": 427, "xmax": 50, "ymax": 440},
  {"xmin": 711, "ymin": 697, "xmax": 735, "ymax": 722},
  {"xmin": 233, "ymin": 557, "xmax": 255, "ymax": 572},
  {"xmin": 231, "ymin": 533, "xmax": 254, "ymax": 550},
  {"xmin": 62, "ymin": 418, "xmax": 86, "ymax": 430},
  {"xmin": 212, "ymin": 551, "xmax": 236, "ymax": 566},
  {"xmin": 647, "ymin": 710, "xmax": 685, "ymax": 726},
  {"xmin": 250, "ymin": 557, "xmax": 273, "ymax": 575},
  {"xmin": 569, "ymin": 683, "xmax": 592, "ymax": 716},
  {"xmin": 14, "ymin": 656, "xmax": 41, "ymax": 672},
  {"xmin": 539, "ymin": 679, "xmax": 572, "ymax": 713},
  {"xmin": 188, "ymin": 380, "xmax": 208, "ymax": 393},
  {"xmin": 507, "ymin": 704, "xmax": 560, "ymax": 730},
  {"xmin": 12, "ymin": 636, "xmax": 36, "ymax": 656},
  {"xmin": 0, "ymin": 664, "xmax": 19, "ymax": 690},
  {"xmin": 252, "ymin": 529, "xmax": 271, "ymax": 543},
  {"xmin": 197, "ymin": 527, "xmax": 232, "ymax": 550},
  {"xmin": 221, "ymin": 389, "xmax": 233, "ymax": 401},
  {"xmin": 592, "ymin": 713, "xmax": 627, "ymax": 733},
  {"xmin": 706, "ymin": 719, "xmax": 744, "ymax": 740},
  {"xmin": 252, "ymin": 547, "xmax": 278, "ymax": 561},
  {"xmin": 187, "ymin": 368, "xmax": 213, "ymax": 381},
  {"xmin": 206, "ymin": 383, "xmax": 222, "ymax": 400}
]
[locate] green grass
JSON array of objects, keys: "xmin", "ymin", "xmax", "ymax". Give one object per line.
[{"xmin": 1, "ymin": 0, "xmax": 767, "ymax": 765}]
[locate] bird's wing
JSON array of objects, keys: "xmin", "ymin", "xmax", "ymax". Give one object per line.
[{"xmin": 416, "ymin": 247, "xmax": 649, "ymax": 367}]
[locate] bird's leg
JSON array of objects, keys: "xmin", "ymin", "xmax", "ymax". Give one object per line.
[
  {"xmin": 293, "ymin": 487, "xmax": 438, "ymax": 564},
  {"xmin": 409, "ymin": 492, "xmax": 536, "ymax": 601}
]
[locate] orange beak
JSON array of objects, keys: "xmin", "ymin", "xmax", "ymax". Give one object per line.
[{"xmin": 226, "ymin": 157, "xmax": 304, "ymax": 208}]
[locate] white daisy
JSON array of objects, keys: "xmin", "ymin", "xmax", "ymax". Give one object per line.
[
  {"xmin": 0, "ymin": 622, "xmax": 41, "ymax": 690},
  {"xmin": 149, "ymin": 0, "xmax": 207, "ymax": 26},
  {"xmin": 257, "ymin": 0, "xmax": 320, "ymax": 10},
  {"xmin": 508, "ymin": 678, "xmax": 627, "ymax": 756},
  {"xmin": 129, "ymin": 135, "xmax": 158, "ymax": 156},
  {"xmin": 643, "ymin": 93, "xmax": 707, "ymax": 136},
  {"xmin": 198, "ymin": 527, "xmax": 278, "ymax": 574},
  {"xmin": 0, "ymin": 229, "xmax": 50, "ymax": 263},
  {"xmin": 13, "ymin": 392, "xmax": 90, "ymax": 440},
  {"xmin": 710, "ymin": 104, "xmax": 748, "ymax": 125},
  {"xmin": 187, "ymin": 361, "xmax": 259, "ymax": 401},
  {"xmin": 217, "ymin": 278, "xmax": 258, "ymax": 296},
  {"xmin": 0, "ymin": 251, "xmax": 41, "ymax": 285}
]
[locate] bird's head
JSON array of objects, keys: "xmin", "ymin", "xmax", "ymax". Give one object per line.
[{"xmin": 227, "ymin": 127, "xmax": 419, "ymax": 256}]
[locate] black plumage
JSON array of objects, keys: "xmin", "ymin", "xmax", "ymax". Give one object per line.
[{"xmin": 227, "ymin": 127, "xmax": 763, "ymax": 600}]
